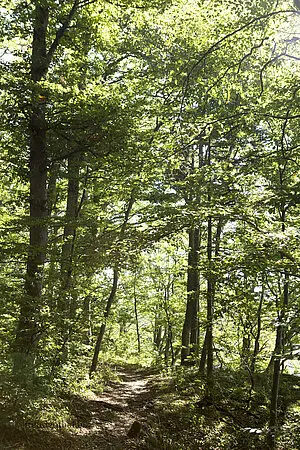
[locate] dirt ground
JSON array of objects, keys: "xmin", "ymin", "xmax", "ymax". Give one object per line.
[{"xmin": 0, "ymin": 368, "xmax": 160, "ymax": 450}]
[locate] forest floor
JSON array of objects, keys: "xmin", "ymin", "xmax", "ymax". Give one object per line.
[
  {"xmin": 0, "ymin": 366, "xmax": 299, "ymax": 449},
  {"xmin": 0, "ymin": 367, "xmax": 166, "ymax": 450}
]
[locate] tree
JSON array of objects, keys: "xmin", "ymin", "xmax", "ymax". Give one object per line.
[{"xmin": 13, "ymin": 0, "xmax": 85, "ymax": 375}]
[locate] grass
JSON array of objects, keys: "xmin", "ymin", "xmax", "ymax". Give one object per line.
[{"xmin": 0, "ymin": 361, "xmax": 299, "ymax": 449}]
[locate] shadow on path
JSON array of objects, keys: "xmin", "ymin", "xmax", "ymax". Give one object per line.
[{"xmin": 0, "ymin": 368, "xmax": 158, "ymax": 450}]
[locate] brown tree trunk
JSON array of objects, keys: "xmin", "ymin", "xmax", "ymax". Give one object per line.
[
  {"xmin": 61, "ymin": 153, "xmax": 81, "ymax": 291},
  {"xmin": 13, "ymin": 0, "xmax": 81, "ymax": 377},
  {"xmin": 199, "ymin": 218, "xmax": 222, "ymax": 376},
  {"xmin": 199, "ymin": 328, "xmax": 208, "ymax": 374},
  {"xmin": 164, "ymin": 283, "xmax": 175, "ymax": 366},
  {"xmin": 47, "ymin": 163, "xmax": 60, "ymax": 306},
  {"xmin": 267, "ymin": 270, "xmax": 289, "ymax": 449},
  {"xmin": 206, "ymin": 216, "xmax": 214, "ymax": 393},
  {"xmin": 268, "ymin": 201, "xmax": 289, "ymax": 449},
  {"xmin": 133, "ymin": 271, "xmax": 141, "ymax": 353},
  {"xmin": 13, "ymin": 5, "xmax": 49, "ymax": 375},
  {"xmin": 54, "ymin": 154, "xmax": 82, "ymax": 367},
  {"xmin": 60, "ymin": 156, "xmax": 85, "ymax": 322},
  {"xmin": 47, "ymin": 163, "xmax": 59, "ymax": 217},
  {"xmin": 181, "ymin": 228, "xmax": 200, "ymax": 365},
  {"xmin": 251, "ymin": 277, "xmax": 264, "ymax": 374},
  {"xmin": 89, "ymin": 268, "xmax": 118, "ymax": 376},
  {"xmin": 190, "ymin": 229, "xmax": 200, "ymax": 356},
  {"xmin": 154, "ymin": 306, "xmax": 163, "ymax": 354},
  {"xmin": 89, "ymin": 193, "xmax": 135, "ymax": 376}
]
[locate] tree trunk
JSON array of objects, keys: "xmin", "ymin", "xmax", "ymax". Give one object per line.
[
  {"xmin": 251, "ymin": 277, "xmax": 264, "ymax": 374},
  {"xmin": 47, "ymin": 163, "xmax": 59, "ymax": 217},
  {"xmin": 60, "ymin": 154, "xmax": 84, "ymax": 327},
  {"xmin": 200, "ymin": 218, "xmax": 222, "ymax": 376},
  {"xmin": 133, "ymin": 272, "xmax": 141, "ymax": 353},
  {"xmin": 50, "ymin": 159, "xmax": 87, "ymax": 374},
  {"xmin": 181, "ymin": 228, "xmax": 200, "ymax": 365},
  {"xmin": 206, "ymin": 216, "xmax": 214, "ymax": 393},
  {"xmin": 83, "ymin": 295, "xmax": 93, "ymax": 345},
  {"xmin": 154, "ymin": 306, "xmax": 163, "ymax": 354},
  {"xmin": 61, "ymin": 153, "xmax": 81, "ymax": 291},
  {"xmin": 267, "ymin": 270, "xmax": 289, "ymax": 449},
  {"xmin": 89, "ymin": 193, "xmax": 135, "ymax": 376},
  {"xmin": 47, "ymin": 163, "xmax": 60, "ymax": 307},
  {"xmin": 13, "ymin": 4, "xmax": 49, "ymax": 376},
  {"xmin": 164, "ymin": 283, "xmax": 175, "ymax": 366},
  {"xmin": 267, "ymin": 199, "xmax": 289, "ymax": 449},
  {"xmin": 13, "ymin": 0, "xmax": 81, "ymax": 377},
  {"xmin": 190, "ymin": 229, "xmax": 200, "ymax": 356},
  {"xmin": 199, "ymin": 328, "xmax": 208, "ymax": 374},
  {"xmin": 89, "ymin": 268, "xmax": 118, "ymax": 376}
]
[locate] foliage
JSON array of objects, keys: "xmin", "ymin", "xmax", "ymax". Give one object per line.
[{"xmin": 0, "ymin": 0, "xmax": 300, "ymax": 448}]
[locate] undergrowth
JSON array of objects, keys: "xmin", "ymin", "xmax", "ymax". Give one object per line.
[
  {"xmin": 0, "ymin": 358, "xmax": 119, "ymax": 431},
  {"xmin": 140, "ymin": 366, "xmax": 300, "ymax": 450},
  {"xmin": 0, "ymin": 359, "xmax": 299, "ymax": 450}
]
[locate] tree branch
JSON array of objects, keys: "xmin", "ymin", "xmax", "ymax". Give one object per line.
[
  {"xmin": 46, "ymin": 0, "xmax": 80, "ymax": 63},
  {"xmin": 180, "ymin": 9, "xmax": 296, "ymax": 113}
]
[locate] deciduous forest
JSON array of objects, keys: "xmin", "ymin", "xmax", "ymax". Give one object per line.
[{"xmin": 0, "ymin": 0, "xmax": 300, "ymax": 449}]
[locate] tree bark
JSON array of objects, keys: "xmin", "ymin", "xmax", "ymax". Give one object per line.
[
  {"xmin": 13, "ymin": 0, "xmax": 81, "ymax": 377},
  {"xmin": 53, "ymin": 154, "xmax": 82, "ymax": 367},
  {"xmin": 251, "ymin": 277, "xmax": 264, "ymax": 374},
  {"xmin": 268, "ymin": 201, "xmax": 289, "ymax": 449},
  {"xmin": 199, "ymin": 218, "xmax": 222, "ymax": 376},
  {"xmin": 133, "ymin": 271, "xmax": 141, "ymax": 353},
  {"xmin": 190, "ymin": 229, "xmax": 200, "ymax": 356},
  {"xmin": 89, "ymin": 268, "xmax": 118, "ymax": 376},
  {"xmin": 206, "ymin": 216, "xmax": 214, "ymax": 393},
  {"xmin": 154, "ymin": 306, "xmax": 163, "ymax": 354},
  {"xmin": 13, "ymin": 4, "xmax": 49, "ymax": 375},
  {"xmin": 199, "ymin": 328, "xmax": 208, "ymax": 374},
  {"xmin": 267, "ymin": 270, "xmax": 289, "ymax": 449},
  {"xmin": 181, "ymin": 228, "xmax": 200, "ymax": 365},
  {"xmin": 89, "ymin": 193, "xmax": 135, "ymax": 376},
  {"xmin": 61, "ymin": 153, "xmax": 81, "ymax": 291},
  {"xmin": 164, "ymin": 283, "xmax": 175, "ymax": 366}
]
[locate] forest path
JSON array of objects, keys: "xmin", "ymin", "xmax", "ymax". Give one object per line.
[
  {"xmin": 0, "ymin": 367, "xmax": 162, "ymax": 450},
  {"xmin": 69, "ymin": 367, "xmax": 158, "ymax": 449}
]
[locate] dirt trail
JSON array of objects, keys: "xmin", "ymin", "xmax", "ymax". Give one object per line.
[
  {"xmin": 70, "ymin": 368, "xmax": 157, "ymax": 449},
  {"xmin": 0, "ymin": 368, "xmax": 160, "ymax": 450}
]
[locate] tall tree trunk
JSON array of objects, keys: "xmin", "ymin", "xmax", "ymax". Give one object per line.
[
  {"xmin": 61, "ymin": 153, "xmax": 81, "ymax": 291},
  {"xmin": 47, "ymin": 163, "xmax": 60, "ymax": 306},
  {"xmin": 267, "ymin": 270, "xmax": 289, "ymax": 449},
  {"xmin": 54, "ymin": 154, "xmax": 82, "ymax": 366},
  {"xmin": 190, "ymin": 229, "xmax": 200, "ymax": 356},
  {"xmin": 89, "ymin": 193, "xmax": 135, "ymax": 376},
  {"xmin": 164, "ymin": 283, "xmax": 175, "ymax": 366},
  {"xmin": 13, "ymin": 5, "xmax": 49, "ymax": 375},
  {"xmin": 133, "ymin": 271, "xmax": 141, "ymax": 353},
  {"xmin": 83, "ymin": 295, "xmax": 93, "ymax": 345},
  {"xmin": 47, "ymin": 163, "xmax": 59, "ymax": 217},
  {"xmin": 206, "ymin": 215, "xmax": 214, "ymax": 394},
  {"xmin": 267, "ymin": 201, "xmax": 289, "ymax": 449},
  {"xmin": 251, "ymin": 277, "xmax": 264, "ymax": 374},
  {"xmin": 181, "ymin": 228, "xmax": 200, "ymax": 365},
  {"xmin": 246, "ymin": 278, "xmax": 264, "ymax": 407},
  {"xmin": 60, "ymin": 155, "xmax": 85, "ymax": 321},
  {"xmin": 199, "ymin": 329, "xmax": 208, "ymax": 374},
  {"xmin": 13, "ymin": 0, "xmax": 81, "ymax": 377},
  {"xmin": 154, "ymin": 306, "xmax": 163, "ymax": 354},
  {"xmin": 199, "ymin": 218, "xmax": 222, "ymax": 376},
  {"xmin": 89, "ymin": 268, "xmax": 118, "ymax": 376}
]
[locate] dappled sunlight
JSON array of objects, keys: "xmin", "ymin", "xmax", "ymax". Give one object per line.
[{"xmin": 1, "ymin": 0, "xmax": 300, "ymax": 448}]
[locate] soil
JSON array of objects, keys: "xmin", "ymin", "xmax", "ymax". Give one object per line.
[{"xmin": 0, "ymin": 368, "xmax": 161, "ymax": 450}]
